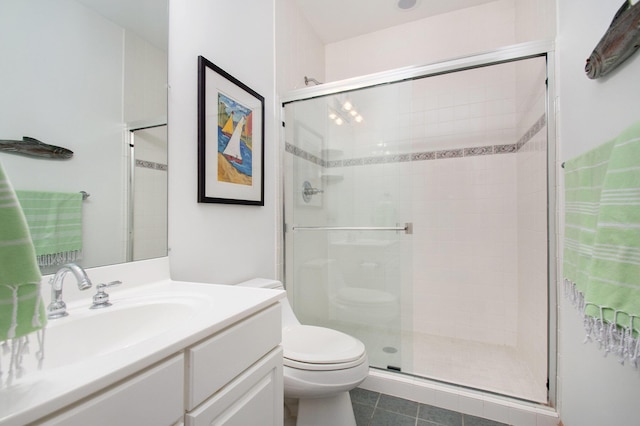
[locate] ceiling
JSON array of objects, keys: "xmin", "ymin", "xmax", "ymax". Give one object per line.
[
  {"xmin": 74, "ymin": 1, "xmax": 497, "ymax": 51},
  {"xmin": 295, "ymin": 0, "xmax": 498, "ymax": 43}
]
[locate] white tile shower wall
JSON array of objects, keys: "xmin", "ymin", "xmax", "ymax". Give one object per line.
[
  {"xmin": 411, "ymin": 154, "xmax": 519, "ymax": 346},
  {"xmin": 409, "ymin": 64, "xmax": 518, "ymax": 152},
  {"xmin": 321, "ymin": 152, "xmax": 518, "ymax": 347}
]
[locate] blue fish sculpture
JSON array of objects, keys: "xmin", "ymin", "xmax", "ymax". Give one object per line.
[{"xmin": 0, "ymin": 136, "xmax": 73, "ymax": 159}]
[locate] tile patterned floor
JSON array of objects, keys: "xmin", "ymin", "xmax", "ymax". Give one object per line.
[{"xmin": 350, "ymin": 388, "xmax": 510, "ymax": 426}]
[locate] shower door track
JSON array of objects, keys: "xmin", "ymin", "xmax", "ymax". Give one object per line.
[{"xmin": 281, "ymin": 40, "xmax": 553, "ymax": 104}]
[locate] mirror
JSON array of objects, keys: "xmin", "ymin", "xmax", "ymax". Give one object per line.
[{"xmin": 0, "ymin": 0, "xmax": 168, "ymax": 271}]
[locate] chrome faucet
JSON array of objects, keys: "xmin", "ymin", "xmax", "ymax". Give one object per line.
[{"xmin": 47, "ymin": 263, "xmax": 93, "ymax": 319}]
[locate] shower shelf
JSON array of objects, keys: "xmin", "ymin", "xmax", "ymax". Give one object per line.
[
  {"xmin": 320, "ymin": 148, "xmax": 343, "ymax": 159},
  {"xmin": 321, "ymin": 173, "xmax": 343, "ymax": 183}
]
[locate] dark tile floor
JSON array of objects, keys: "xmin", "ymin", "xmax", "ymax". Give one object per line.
[{"xmin": 350, "ymin": 388, "xmax": 510, "ymax": 426}]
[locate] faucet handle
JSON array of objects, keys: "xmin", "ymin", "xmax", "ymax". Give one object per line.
[
  {"xmin": 90, "ymin": 280, "xmax": 122, "ymax": 309},
  {"xmin": 99, "ymin": 280, "xmax": 122, "ymax": 289}
]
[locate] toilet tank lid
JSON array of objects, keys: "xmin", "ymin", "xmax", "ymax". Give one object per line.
[{"xmin": 236, "ymin": 278, "xmax": 284, "ymax": 289}]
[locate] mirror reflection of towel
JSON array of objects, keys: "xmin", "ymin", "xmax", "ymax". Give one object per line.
[
  {"xmin": 0, "ymin": 163, "xmax": 46, "ymax": 386},
  {"xmin": 15, "ymin": 190, "xmax": 83, "ymax": 267}
]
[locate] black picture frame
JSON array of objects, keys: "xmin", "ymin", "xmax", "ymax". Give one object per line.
[{"xmin": 197, "ymin": 55, "xmax": 265, "ymax": 205}]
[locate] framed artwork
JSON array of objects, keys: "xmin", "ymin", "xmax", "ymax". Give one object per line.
[{"xmin": 197, "ymin": 55, "xmax": 265, "ymax": 205}]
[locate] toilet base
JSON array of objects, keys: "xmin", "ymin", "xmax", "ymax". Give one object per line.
[{"xmin": 295, "ymin": 392, "xmax": 356, "ymax": 426}]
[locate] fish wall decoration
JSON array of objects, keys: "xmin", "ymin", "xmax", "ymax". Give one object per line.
[
  {"xmin": 585, "ymin": 0, "xmax": 640, "ymax": 79},
  {"xmin": 0, "ymin": 136, "xmax": 73, "ymax": 159}
]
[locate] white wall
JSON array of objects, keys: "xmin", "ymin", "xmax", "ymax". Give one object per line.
[
  {"xmin": 124, "ymin": 31, "xmax": 168, "ymax": 124},
  {"xmin": 167, "ymin": 0, "xmax": 277, "ymax": 284},
  {"xmin": 556, "ymin": 0, "xmax": 640, "ymax": 424},
  {"xmin": 275, "ymin": 0, "xmax": 325, "ymax": 94},
  {"xmin": 325, "ymin": 0, "xmax": 517, "ymax": 82},
  {"xmin": 514, "ymin": 0, "xmax": 556, "ymax": 43}
]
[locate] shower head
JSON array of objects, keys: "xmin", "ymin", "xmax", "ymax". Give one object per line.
[{"xmin": 304, "ymin": 76, "xmax": 323, "ymax": 86}]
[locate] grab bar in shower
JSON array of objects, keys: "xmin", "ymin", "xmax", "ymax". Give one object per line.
[{"xmin": 291, "ymin": 223, "xmax": 413, "ymax": 234}]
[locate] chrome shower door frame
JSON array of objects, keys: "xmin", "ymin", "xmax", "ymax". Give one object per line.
[{"xmin": 281, "ymin": 40, "xmax": 557, "ymax": 407}]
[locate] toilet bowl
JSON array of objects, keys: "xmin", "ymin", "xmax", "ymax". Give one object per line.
[
  {"xmin": 332, "ymin": 287, "xmax": 398, "ymax": 324},
  {"xmin": 238, "ymin": 278, "xmax": 368, "ymax": 426}
]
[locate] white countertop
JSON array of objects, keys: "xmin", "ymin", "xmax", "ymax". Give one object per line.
[{"xmin": 0, "ymin": 262, "xmax": 283, "ymax": 425}]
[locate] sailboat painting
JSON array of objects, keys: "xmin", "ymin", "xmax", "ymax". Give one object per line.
[
  {"xmin": 198, "ymin": 55, "xmax": 264, "ymax": 205},
  {"xmin": 217, "ymin": 93, "xmax": 253, "ymax": 185}
]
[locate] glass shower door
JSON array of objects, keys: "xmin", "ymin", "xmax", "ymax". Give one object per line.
[
  {"xmin": 283, "ymin": 54, "xmax": 549, "ymax": 403},
  {"xmin": 283, "ymin": 88, "xmax": 414, "ymax": 372}
]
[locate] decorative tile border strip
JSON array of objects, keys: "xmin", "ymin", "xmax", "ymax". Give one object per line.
[
  {"xmin": 516, "ymin": 113, "xmax": 546, "ymax": 150},
  {"xmin": 285, "ymin": 113, "xmax": 546, "ymax": 169},
  {"xmin": 135, "ymin": 159, "xmax": 168, "ymax": 171}
]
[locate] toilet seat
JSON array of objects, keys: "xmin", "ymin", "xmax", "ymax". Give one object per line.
[{"xmin": 283, "ymin": 325, "xmax": 366, "ymax": 371}]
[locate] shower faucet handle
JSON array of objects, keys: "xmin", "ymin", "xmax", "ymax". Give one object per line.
[{"xmin": 302, "ymin": 181, "xmax": 323, "ymax": 203}]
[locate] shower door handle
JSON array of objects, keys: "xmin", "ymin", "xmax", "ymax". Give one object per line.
[{"xmin": 291, "ymin": 223, "xmax": 413, "ymax": 234}]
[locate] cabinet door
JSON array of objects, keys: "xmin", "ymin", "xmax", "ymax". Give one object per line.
[
  {"xmin": 38, "ymin": 355, "xmax": 184, "ymax": 426},
  {"xmin": 186, "ymin": 304, "xmax": 281, "ymax": 410},
  {"xmin": 185, "ymin": 347, "xmax": 283, "ymax": 426}
]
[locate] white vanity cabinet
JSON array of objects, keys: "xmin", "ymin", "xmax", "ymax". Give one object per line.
[
  {"xmin": 38, "ymin": 354, "xmax": 185, "ymax": 426},
  {"xmin": 33, "ymin": 304, "xmax": 283, "ymax": 426}
]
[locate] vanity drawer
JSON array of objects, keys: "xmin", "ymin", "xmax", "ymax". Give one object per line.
[
  {"xmin": 185, "ymin": 347, "xmax": 283, "ymax": 426},
  {"xmin": 38, "ymin": 354, "xmax": 184, "ymax": 426},
  {"xmin": 186, "ymin": 304, "xmax": 281, "ymax": 410}
]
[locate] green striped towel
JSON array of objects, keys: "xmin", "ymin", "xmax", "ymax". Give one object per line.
[
  {"xmin": 15, "ymin": 190, "xmax": 83, "ymax": 267},
  {"xmin": 0, "ymin": 162, "xmax": 47, "ymax": 385},
  {"xmin": 563, "ymin": 120, "xmax": 640, "ymax": 365}
]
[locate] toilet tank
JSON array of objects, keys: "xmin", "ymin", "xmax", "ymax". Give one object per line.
[
  {"xmin": 236, "ymin": 278, "xmax": 300, "ymax": 326},
  {"xmin": 237, "ymin": 278, "xmax": 284, "ymax": 290}
]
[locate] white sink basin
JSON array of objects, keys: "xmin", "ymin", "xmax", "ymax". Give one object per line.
[{"xmin": 39, "ymin": 295, "xmax": 199, "ymax": 370}]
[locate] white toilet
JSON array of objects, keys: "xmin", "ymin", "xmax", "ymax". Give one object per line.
[{"xmin": 238, "ymin": 278, "xmax": 369, "ymax": 426}]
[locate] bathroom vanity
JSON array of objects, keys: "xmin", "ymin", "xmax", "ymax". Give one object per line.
[{"xmin": 0, "ymin": 258, "xmax": 284, "ymax": 425}]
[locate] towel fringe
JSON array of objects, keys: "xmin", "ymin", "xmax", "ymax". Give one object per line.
[
  {"xmin": 0, "ymin": 331, "xmax": 46, "ymax": 387},
  {"xmin": 6, "ymin": 285, "xmax": 18, "ymax": 340},
  {"xmin": 31, "ymin": 282, "xmax": 43, "ymax": 328},
  {"xmin": 37, "ymin": 250, "xmax": 83, "ymax": 267},
  {"xmin": 565, "ymin": 278, "xmax": 639, "ymax": 367},
  {"xmin": 0, "ymin": 284, "xmax": 47, "ymax": 388}
]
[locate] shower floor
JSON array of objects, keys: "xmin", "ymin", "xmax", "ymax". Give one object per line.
[{"xmin": 347, "ymin": 325, "xmax": 547, "ymax": 404}]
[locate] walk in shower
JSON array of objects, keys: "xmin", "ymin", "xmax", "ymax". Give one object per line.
[
  {"xmin": 127, "ymin": 122, "xmax": 168, "ymax": 262},
  {"xmin": 283, "ymin": 47, "xmax": 552, "ymax": 403}
]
